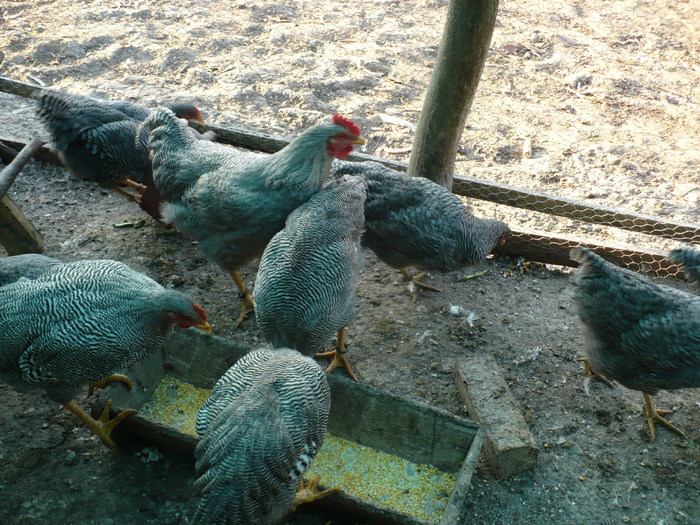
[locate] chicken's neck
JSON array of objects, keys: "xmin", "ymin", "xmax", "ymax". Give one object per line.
[{"xmin": 265, "ymin": 134, "xmax": 334, "ymax": 192}]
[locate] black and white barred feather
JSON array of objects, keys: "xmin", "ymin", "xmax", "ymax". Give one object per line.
[
  {"xmin": 253, "ymin": 175, "xmax": 367, "ymax": 354},
  {"xmin": 331, "ymin": 159, "xmax": 511, "ymax": 272},
  {"xmin": 669, "ymin": 246, "xmax": 700, "ymax": 290},
  {"xmin": 36, "ymin": 89, "xmax": 202, "ymax": 188},
  {"xmin": 192, "ymin": 348, "xmax": 330, "ymax": 525},
  {"xmin": 0, "ymin": 259, "xmax": 206, "ymax": 403},
  {"xmin": 0, "ymin": 254, "xmax": 62, "ymax": 287},
  {"xmin": 570, "ymin": 247, "xmax": 700, "ymax": 395}
]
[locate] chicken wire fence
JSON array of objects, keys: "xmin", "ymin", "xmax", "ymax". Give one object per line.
[{"xmin": 1, "ymin": 75, "xmax": 698, "ymax": 280}]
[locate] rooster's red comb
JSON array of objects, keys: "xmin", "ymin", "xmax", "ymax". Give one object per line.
[
  {"xmin": 333, "ymin": 114, "xmax": 361, "ymax": 137},
  {"xmin": 193, "ymin": 303, "xmax": 207, "ymax": 321}
]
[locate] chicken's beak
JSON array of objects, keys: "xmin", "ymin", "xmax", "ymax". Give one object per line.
[
  {"xmin": 194, "ymin": 321, "xmax": 213, "ymax": 333},
  {"xmin": 190, "ymin": 115, "xmax": 205, "ymax": 126},
  {"xmin": 352, "ymin": 136, "xmax": 366, "ymax": 145}
]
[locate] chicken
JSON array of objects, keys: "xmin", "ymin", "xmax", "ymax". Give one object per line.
[
  {"xmin": 0, "ymin": 259, "xmax": 211, "ymax": 448},
  {"xmin": 0, "ymin": 253, "xmax": 62, "ymax": 287},
  {"xmin": 254, "ymin": 175, "xmax": 367, "ymax": 380},
  {"xmin": 668, "ymin": 246, "xmax": 700, "ymax": 290},
  {"xmin": 331, "ymin": 160, "xmax": 511, "ymax": 296},
  {"xmin": 144, "ymin": 109, "xmax": 365, "ymax": 327},
  {"xmin": 36, "ymin": 89, "xmax": 207, "ymax": 221},
  {"xmin": 192, "ymin": 348, "xmax": 339, "ymax": 525},
  {"xmin": 570, "ymin": 247, "xmax": 700, "ymax": 439}
]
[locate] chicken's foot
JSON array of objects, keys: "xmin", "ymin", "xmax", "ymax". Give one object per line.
[
  {"xmin": 87, "ymin": 373, "xmax": 134, "ymax": 396},
  {"xmin": 315, "ymin": 327, "xmax": 358, "ymax": 381},
  {"xmin": 62, "ymin": 399, "xmax": 137, "ymax": 449},
  {"xmin": 230, "ymin": 271, "xmax": 255, "ymax": 328},
  {"xmin": 291, "ymin": 475, "xmax": 342, "ymax": 511},
  {"xmin": 577, "ymin": 357, "xmax": 615, "ymax": 395},
  {"xmin": 121, "ymin": 178, "xmax": 148, "ymax": 195},
  {"xmin": 400, "ymin": 268, "xmax": 441, "ymax": 297},
  {"xmin": 642, "ymin": 393, "xmax": 686, "ymax": 440}
]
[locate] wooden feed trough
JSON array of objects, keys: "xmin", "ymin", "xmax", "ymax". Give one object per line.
[{"xmin": 94, "ymin": 329, "xmax": 484, "ymax": 525}]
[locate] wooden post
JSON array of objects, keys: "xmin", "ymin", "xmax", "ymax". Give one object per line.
[
  {"xmin": 408, "ymin": 0, "xmax": 500, "ymax": 188},
  {"xmin": 0, "ymin": 194, "xmax": 44, "ymax": 254}
]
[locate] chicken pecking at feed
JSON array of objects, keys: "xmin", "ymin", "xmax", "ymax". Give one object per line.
[
  {"xmin": 144, "ymin": 109, "xmax": 365, "ymax": 327},
  {"xmin": 0, "ymin": 259, "xmax": 211, "ymax": 449},
  {"xmin": 331, "ymin": 160, "xmax": 511, "ymax": 296},
  {"xmin": 570, "ymin": 247, "xmax": 700, "ymax": 440},
  {"xmin": 36, "ymin": 89, "xmax": 208, "ymax": 222},
  {"xmin": 254, "ymin": 175, "xmax": 367, "ymax": 380},
  {"xmin": 0, "ymin": 253, "xmax": 62, "ymax": 287},
  {"xmin": 668, "ymin": 246, "xmax": 700, "ymax": 290},
  {"xmin": 192, "ymin": 348, "xmax": 339, "ymax": 525}
]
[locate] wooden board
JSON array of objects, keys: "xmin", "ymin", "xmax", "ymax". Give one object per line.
[
  {"xmin": 0, "ymin": 194, "xmax": 44, "ymax": 254},
  {"xmin": 95, "ymin": 330, "xmax": 484, "ymax": 525}
]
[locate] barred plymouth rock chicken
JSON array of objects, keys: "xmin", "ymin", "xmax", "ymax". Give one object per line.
[
  {"xmin": 254, "ymin": 175, "xmax": 367, "ymax": 380},
  {"xmin": 331, "ymin": 160, "xmax": 511, "ymax": 296},
  {"xmin": 570, "ymin": 247, "xmax": 700, "ymax": 439},
  {"xmin": 36, "ymin": 89, "xmax": 207, "ymax": 221},
  {"xmin": 144, "ymin": 109, "xmax": 365, "ymax": 327},
  {"xmin": 0, "ymin": 259, "xmax": 211, "ymax": 448},
  {"xmin": 669, "ymin": 246, "xmax": 700, "ymax": 290},
  {"xmin": 0, "ymin": 253, "xmax": 62, "ymax": 287},
  {"xmin": 192, "ymin": 348, "xmax": 339, "ymax": 525}
]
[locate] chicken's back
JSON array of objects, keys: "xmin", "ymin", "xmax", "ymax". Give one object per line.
[
  {"xmin": 254, "ymin": 176, "xmax": 367, "ymax": 354},
  {"xmin": 37, "ymin": 90, "xmax": 151, "ymax": 185},
  {"xmin": 332, "ymin": 160, "xmax": 510, "ymax": 271},
  {"xmin": 193, "ymin": 348, "xmax": 330, "ymax": 525},
  {"xmin": 570, "ymin": 247, "xmax": 700, "ymax": 394},
  {"xmin": 0, "ymin": 254, "xmax": 62, "ymax": 287},
  {"xmin": 0, "ymin": 259, "xmax": 194, "ymax": 401}
]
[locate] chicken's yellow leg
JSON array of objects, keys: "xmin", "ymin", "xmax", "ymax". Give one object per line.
[
  {"xmin": 315, "ymin": 327, "xmax": 358, "ymax": 381},
  {"xmin": 642, "ymin": 393, "xmax": 686, "ymax": 440},
  {"xmin": 400, "ymin": 268, "xmax": 441, "ymax": 295},
  {"xmin": 577, "ymin": 357, "xmax": 615, "ymax": 395},
  {"xmin": 63, "ymin": 399, "xmax": 137, "ymax": 449},
  {"xmin": 87, "ymin": 373, "xmax": 133, "ymax": 396},
  {"xmin": 230, "ymin": 271, "xmax": 255, "ymax": 328},
  {"xmin": 121, "ymin": 177, "xmax": 148, "ymax": 194},
  {"xmin": 291, "ymin": 475, "xmax": 342, "ymax": 511}
]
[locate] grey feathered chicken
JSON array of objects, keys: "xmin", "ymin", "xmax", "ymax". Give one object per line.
[
  {"xmin": 668, "ymin": 246, "xmax": 700, "ymax": 290},
  {"xmin": 331, "ymin": 160, "xmax": 511, "ymax": 295},
  {"xmin": 254, "ymin": 175, "xmax": 367, "ymax": 380},
  {"xmin": 144, "ymin": 109, "xmax": 365, "ymax": 327},
  {"xmin": 193, "ymin": 348, "xmax": 338, "ymax": 525},
  {"xmin": 0, "ymin": 259, "xmax": 211, "ymax": 448},
  {"xmin": 570, "ymin": 247, "xmax": 700, "ymax": 439},
  {"xmin": 36, "ymin": 89, "xmax": 206, "ymax": 221},
  {"xmin": 0, "ymin": 253, "xmax": 62, "ymax": 287}
]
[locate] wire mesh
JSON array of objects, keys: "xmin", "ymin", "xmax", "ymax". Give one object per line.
[{"xmin": 0, "ymin": 75, "xmax": 697, "ymax": 280}]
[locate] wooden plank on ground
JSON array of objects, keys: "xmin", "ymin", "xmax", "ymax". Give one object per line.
[
  {"xmin": 453, "ymin": 355, "xmax": 538, "ymax": 479},
  {"xmin": 0, "ymin": 194, "xmax": 44, "ymax": 254}
]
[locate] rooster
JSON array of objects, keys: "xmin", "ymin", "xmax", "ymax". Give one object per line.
[
  {"xmin": 331, "ymin": 160, "xmax": 511, "ymax": 296},
  {"xmin": 144, "ymin": 109, "xmax": 365, "ymax": 327},
  {"xmin": 0, "ymin": 259, "xmax": 211, "ymax": 449},
  {"xmin": 570, "ymin": 247, "xmax": 700, "ymax": 440},
  {"xmin": 36, "ymin": 89, "xmax": 208, "ymax": 221}
]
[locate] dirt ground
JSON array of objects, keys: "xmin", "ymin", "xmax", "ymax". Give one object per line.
[{"xmin": 1, "ymin": 1, "xmax": 699, "ymax": 524}]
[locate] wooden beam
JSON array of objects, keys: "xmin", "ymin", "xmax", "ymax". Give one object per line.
[
  {"xmin": 0, "ymin": 194, "xmax": 44, "ymax": 254},
  {"xmin": 0, "ymin": 75, "xmax": 42, "ymax": 99},
  {"xmin": 0, "ymin": 136, "xmax": 45, "ymax": 200}
]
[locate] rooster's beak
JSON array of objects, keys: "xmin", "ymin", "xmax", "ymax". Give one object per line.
[
  {"xmin": 352, "ymin": 137, "xmax": 367, "ymax": 145},
  {"xmin": 194, "ymin": 321, "xmax": 213, "ymax": 333}
]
